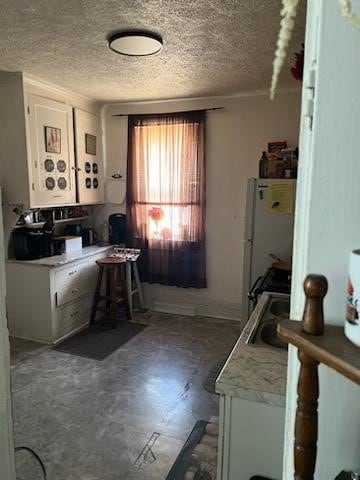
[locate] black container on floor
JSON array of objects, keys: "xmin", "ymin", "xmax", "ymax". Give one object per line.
[{"xmin": 109, "ymin": 213, "xmax": 126, "ymax": 244}]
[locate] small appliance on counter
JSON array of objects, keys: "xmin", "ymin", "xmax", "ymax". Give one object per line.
[
  {"xmin": 12, "ymin": 227, "xmax": 54, "ymax": 260},
  {"xmin": 109, "ymin": 213, "xmax": 126, "ymax": 244},
  {"xmin": 64, "ymin": 224, "xmax": 83, "ymax": 237},
  {"xmin": 82, "ymin": 227, "xmax": 97, "ymax": 246}
]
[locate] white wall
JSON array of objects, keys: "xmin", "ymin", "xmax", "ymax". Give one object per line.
[
  {"xmin": 99, "ymin": 91, "xmax": 301, "ymax": 320},
  {"xmin": 0, "ymin": 188, "xmax": 15, "ymax": 480},
  {"xmin": 284, "ymin": 0, "xmax": 360, "ymax": 477}
]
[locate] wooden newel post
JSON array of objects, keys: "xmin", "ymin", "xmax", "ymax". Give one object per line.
[
  {"xmin": 294, "ymin": 274, "xmax": 328, "ymax": 480},
  {"xmin": 301, "ymin": 275, "xmax": 328, "ymax": 335}
]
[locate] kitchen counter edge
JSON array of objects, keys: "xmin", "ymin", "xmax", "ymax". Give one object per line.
[
  {"xmin": 6, "ymin": 245, "xmax": 113, "ymax": 268},
  {"xmin": 215, "ymin": 292, "xmax": 288, "ymax": 407}
]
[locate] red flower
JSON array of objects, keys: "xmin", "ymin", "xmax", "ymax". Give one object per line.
[{"xmin": 149, "ymin": 207, "xmax": 164, "ymax": 222}]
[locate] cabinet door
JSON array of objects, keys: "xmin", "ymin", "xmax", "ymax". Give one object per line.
[
  {"xmin": 26, "ymin": 94, "xmax": 76, "ymax": 207},
  {"xmin": 74, "ymin": 109, "xmax": 104, "ymax": 204}
]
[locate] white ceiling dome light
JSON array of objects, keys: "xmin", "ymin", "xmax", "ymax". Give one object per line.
[{"xmin": 108, "ymin": 31, "xmax": 163, "ymax": 57}]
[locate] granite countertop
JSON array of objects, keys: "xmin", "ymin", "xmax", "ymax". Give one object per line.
[
  {"xmin": 215, "ymin": 292, "xmax": 288, "ymax": 407},
  {"xmin": 6, "ymin": 245, "xmax": 113, "ymax": 268}
]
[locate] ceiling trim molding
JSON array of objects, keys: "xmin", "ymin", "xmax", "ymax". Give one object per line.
[
  {"xmin": 102, "ymin": 86, "xmax": 301, "ymax": 111},
  {"xmin": 23, "ymin": 73, "xmax": 100, "ymax": 106}
]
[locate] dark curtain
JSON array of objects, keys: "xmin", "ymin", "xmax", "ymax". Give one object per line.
[{"xmin": 126, "ymin": 111, "xmax": 206, "ymax": 288}]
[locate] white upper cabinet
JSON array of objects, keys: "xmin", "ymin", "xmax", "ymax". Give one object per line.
[
  {"xmin": 0, "ymin": 72, "xmax": 104, "ymax": 211},
  {"xmin": 26, "ymin": 94, "xmax": 76, "ymax": 206},
  {"xmin": 74, "ymin": 109, "xmax": 104, "ymax": 204}
]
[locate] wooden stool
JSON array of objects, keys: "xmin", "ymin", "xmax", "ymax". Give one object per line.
[
  {"xmin": 90, "ymin": 257, "xmax": 132, "ymax": 328},
  {"xmin": 125, "ymin": 259, "xmax": 145, "ymax": 316}
]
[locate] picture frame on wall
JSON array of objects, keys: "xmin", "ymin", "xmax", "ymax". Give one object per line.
[
  {"xmin": 85, "ymin": 133, "xmax": 96, "ymax": 155},
  {"xmin": 44, "ymin": 126, "xmax": 61, "ymax": 154}
]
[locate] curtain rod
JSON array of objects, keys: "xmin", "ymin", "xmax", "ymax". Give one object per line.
[{"xmin": 111, "ymin": 107, "xmax": 224, "ymax": 117}]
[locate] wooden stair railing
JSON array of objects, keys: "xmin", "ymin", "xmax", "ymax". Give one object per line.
[{"xmin": 278, "ymin": 274, "xmax": 360, "ymax": 480}]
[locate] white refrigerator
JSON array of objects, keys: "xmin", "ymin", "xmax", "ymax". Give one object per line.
[{"xmin": 241, "ymin": 178, "xmax": 296, "ymax": 321}]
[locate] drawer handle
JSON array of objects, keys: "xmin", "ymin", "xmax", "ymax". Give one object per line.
[
  {"xmin": 70, "ymin": 310, "xmax": 79, "ymax": 317},
  {"xmin": 71, "ymin": 288, "xmax": 80, "ymax": 294},
  {"xmin": 68, "ymin": 270, "xmax": 78, "ymax": 276}
]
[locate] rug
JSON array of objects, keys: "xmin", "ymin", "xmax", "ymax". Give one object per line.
[
  {"xmin": 53, "ymin": 320, "xmax": 147, "ymax": 360},
  {"xmin": 202, "ymin": 357, "xmax": 228, "ymax": 394},
  {"xmin": 165, "ymin": 419, "xmax": 219, "ymax": 480}
]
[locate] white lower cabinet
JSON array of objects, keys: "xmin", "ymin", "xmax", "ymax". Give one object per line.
[
  {"xmin": 55, "ymin": 297, "xmax": 91, "ymax": 340},
  {"xmin": 6, "ymin": 251, "xmax": 108, "ymax": 344},
  {"xmin": 217, "ymin": 395, "xmax": 285, "ymax": 480}
]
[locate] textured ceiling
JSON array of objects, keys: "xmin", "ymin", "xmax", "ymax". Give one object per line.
[{"xmin": 0, "ymin": 0, "xmax": 306, "ymax": 102}]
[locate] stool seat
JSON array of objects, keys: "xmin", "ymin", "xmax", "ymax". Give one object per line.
[
  {"xmin": 96, "ymin": 257, "xmax": 126, "ymax": 266},
  {"xmin": 90, "ymin": 256, "xmax": 131, "ymax": 328}
]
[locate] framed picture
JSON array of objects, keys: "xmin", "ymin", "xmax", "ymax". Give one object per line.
[
  {"xmin": 85, "ymin": 133, "xmax": 96, "ymax": 155},
  {"xmin": 44, "ymin": 126, "xmax": 61, "ymax": 154}
]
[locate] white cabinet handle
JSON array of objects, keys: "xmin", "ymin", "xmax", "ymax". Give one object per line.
[{"xmin": 71, "ymin": 288, "xmax": 79, "ymax": 294}]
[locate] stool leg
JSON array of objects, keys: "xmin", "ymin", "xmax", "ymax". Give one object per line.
[
  {"xmin": 105, "ymin": 268, "xmax": 111, "ymax": 316},
  {"xmin": 125, "ymin": 261, "xmax": 133, "ymax": 318},
  {"xmin": 110, "ymin": 265, "xmax": 118, "ymax": 329},
  {"xmin": 120, "ymin": 263, "xmax": 132, "ymax": 321},
  {"xmin": 132, "ymin": 261, "xmax": 145, "ymax": 309},
  {"xmin": 90, "ymin": 265, "xmax": 104, "ymax": 324}
]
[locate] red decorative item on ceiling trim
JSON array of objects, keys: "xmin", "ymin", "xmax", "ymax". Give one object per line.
[{"xmin": 291, "ymin": 44, "xmax": 304, "ymax": 82}]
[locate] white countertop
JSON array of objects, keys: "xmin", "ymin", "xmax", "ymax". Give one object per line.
[
  {"xmin": 6, "ymin": 245, "xmax": 113, "ymax": 268},
  {"xmin": 215, "ymin": 292, "xmax": 288, "ymax": 407}
]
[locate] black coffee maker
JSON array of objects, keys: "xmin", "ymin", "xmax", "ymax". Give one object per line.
[
  {"xmin": 13, "ymin": 212, "xmax": 55, "ymax": 260},
  {"xmin": 109, "ymin": 214, "xmax": 126, "ymax": 244}
]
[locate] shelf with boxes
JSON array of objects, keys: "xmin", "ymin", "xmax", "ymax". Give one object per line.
[
  {"xmin": 258, "ymin": 141, "xmax": 298, "ymax": 180},
  {"xmin": 13, "ymin": 206, "xmax": 90, "ymax": 229},
  {"xmin": 13, "ymin": 216, "xmax": 90, "ymax": 229},
  {"xmin": 11, "ymin": 204, "xmax": 98, "ymax": 260}
]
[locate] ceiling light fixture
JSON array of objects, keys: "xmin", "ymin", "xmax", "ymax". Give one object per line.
[{"xmin": 108, "ymin": 31, "xmax": 163, "ymax": 57}]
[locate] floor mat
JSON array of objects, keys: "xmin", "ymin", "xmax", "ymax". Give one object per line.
[
  {"xmin": 53, "ymin": 320, "xmax": 147, "ymax": 360},
  {"xmin": 166, "ymin": 419, "xmax": 218, "ymax": 480}
]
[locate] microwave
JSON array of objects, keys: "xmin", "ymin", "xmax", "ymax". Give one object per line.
[{"xmin": 12, "ymin": 228, "xmax": 54, "ymax": 260}]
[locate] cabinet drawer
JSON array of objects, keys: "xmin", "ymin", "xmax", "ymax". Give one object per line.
[
  {"xmin": 55, "ymin": 262, "xmax": 89, "ymax": 290},
  {"xmin": 79, "ymin": 260, "xmax": 99, "ymax": 286},
  {"xmin": 56, "ymin": 280, "xmax": 91, "ymax": 307},
  {"xmin": 55, "ymin": 297, "xmax": 90, "ymax": 340}
]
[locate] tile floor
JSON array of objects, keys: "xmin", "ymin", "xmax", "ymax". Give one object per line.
[{"xmin": 11, "ymin": 311, "xmax": 240, "ymax": 480}]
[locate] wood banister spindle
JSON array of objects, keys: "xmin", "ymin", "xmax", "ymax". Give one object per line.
[
  {"xmin": 301, "ymin": 274, "xmax": 328, "ymax": 335},
  {"xmin": 294, "ymin": 274, "xmax": 328, "ymax": 480}
]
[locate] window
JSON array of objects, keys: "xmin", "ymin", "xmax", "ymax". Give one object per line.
[{"xmin": 126, "ymin": 111, "xmax": 206, "ymax": 288}]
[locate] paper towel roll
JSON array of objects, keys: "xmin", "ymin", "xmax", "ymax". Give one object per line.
[{"xmin": 106, "ymin": 178, "xmax": 126, "ymax": 204}]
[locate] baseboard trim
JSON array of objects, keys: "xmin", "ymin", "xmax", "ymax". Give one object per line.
[
  {"xmin": 152, "ymin": 302, "xmax": 197, "ymax": 316},
  {"xmin": 149, "ymin": 301, "xmax": 241, "ymax": 321}
]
